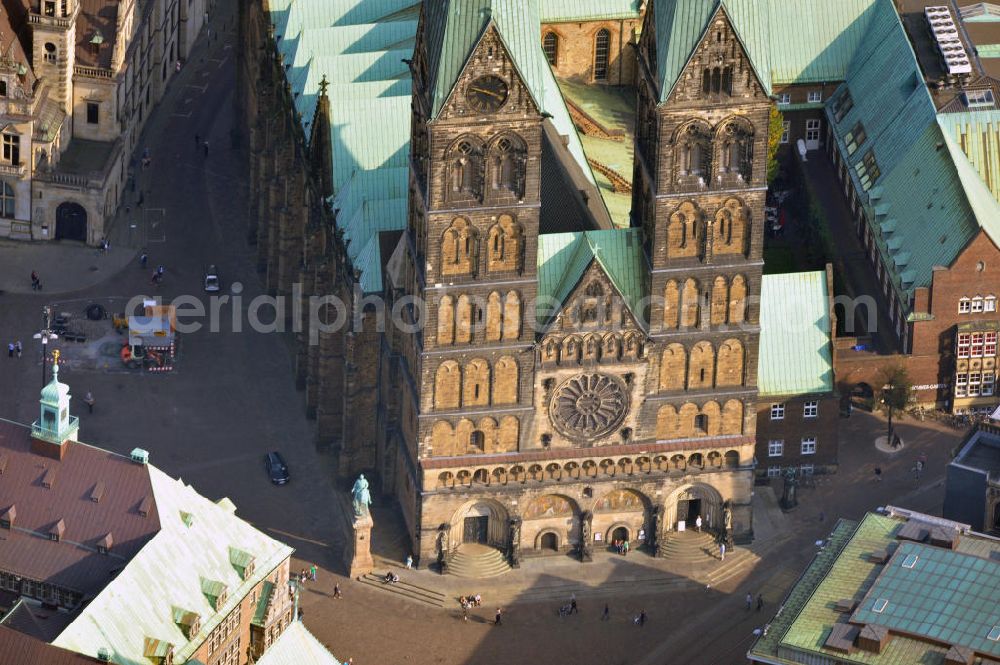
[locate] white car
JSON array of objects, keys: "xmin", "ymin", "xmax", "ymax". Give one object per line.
[{"xmin": 204, "ymin": 265, "xmax": 221, "ymax": 292}]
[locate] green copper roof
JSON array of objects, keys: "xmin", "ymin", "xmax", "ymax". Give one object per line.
[
  {"xmin": 252, "ymin": 581, "xmax": 275, "ymax": 627},
  {"xmin": 540, "ymin": 0, "xmax": 641, "ymax": 22},
  {"xmin": 851, "ymin": 542, "xmax": 1000, "ymax": 658},
  {"xmin": 654, "ymin": 0, "xmax": 880, "ymax": 102},
  {"xmin": 758, "ymin": 271, "xmax": 832, "ymax": 397},
  {"xmin": 751, "ymin": 512, "xmax": 1000, "ymax": 665},
  {"xmin": 536, "ymin": 229, "xmax": 646, "ymax": 328},
  {"xmin": 256, "ymin": 621, "xmax": 341, "ymax": 665},
  {"xmin": 53, "ymin": 469, "xmax": 294, "ymax": 664}
]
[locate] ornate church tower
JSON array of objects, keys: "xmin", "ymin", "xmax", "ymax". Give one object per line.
[
  {"xmin": 632, "ymin": 0, "xmax": 772, "ymax": 537},
  {"xmin": 28, "ymin": 0, "xmax": 79, "ymax": 116},
  {"xmin": 402, "ymin": 1, "xmax": 545, "ymax": 561}
]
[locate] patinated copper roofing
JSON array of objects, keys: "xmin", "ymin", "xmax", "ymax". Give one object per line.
[{"xmin": 0, "ymin": 420, "xmax": 160, "ymax": 596}]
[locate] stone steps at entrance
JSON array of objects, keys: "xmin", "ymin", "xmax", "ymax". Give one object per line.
[
  {"xmin": 658, "ymin": 530, "xmax": 721, "ymax": 562},
  {"xmin": 447, "ymin": 544, "xmax": 511, "ymax": 579},
  {"xmin": 358, "ymin": 573, "xmax": 448, "ymax": 608}
]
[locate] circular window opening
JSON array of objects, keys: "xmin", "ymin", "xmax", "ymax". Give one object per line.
[{"xmin": 44, "ymin": 43, "xmax": 56, "ymax": 53}]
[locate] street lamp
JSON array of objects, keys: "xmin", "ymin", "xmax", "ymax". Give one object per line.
[{"xmin": 33, "ymin": 307, "xmax": 58, "ymax": 386}]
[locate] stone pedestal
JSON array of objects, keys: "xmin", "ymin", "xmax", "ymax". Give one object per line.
[{"xmin": 345, "ymin": 512, "xmax": 374, "ymax": 578}]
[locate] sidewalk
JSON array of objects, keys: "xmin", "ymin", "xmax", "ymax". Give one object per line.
[{"xmin": 0, "ymin": 239, "xmax": 134, "ymax": 295}]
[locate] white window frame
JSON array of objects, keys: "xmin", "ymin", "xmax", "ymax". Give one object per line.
[
  {"xmin": 803, "ymin": 400, "xmax": 818, "ymax": 418},
  {"xmin": 801, "ymin": 437, "xmax": 817, "ymax": 455},
  {"xmin": 807, "ymin": 91, "xmax": 822, "ymax": 103},
  {"xmin": 958, "ymin": 333, "xmax": 971, "ymax": 358},
  {"xmin": 770, "ymin": 403, "xmax": 785, "ymax": 420},
  {"xmin": 987, "ymin": 296, "xmax": 997, "ymax": 312},
  {"xmin": 969, "ymin": 372, "xmax": 982, "ymax": 397},
  {"xmin": 805, "ymin": 119, "xmax": 821, "ymax": 143},
  {"xmin": 777, "ymin": 92, "xmax": 791, "ymax": 105},
  {"xmin": 972, "ymin": 296, "xmax": 984, "ymax": 313},
  {"xmin": 986, "ymin": 331, "xmax": 997, "ymax": 357},
  {"xmin": 768, "ymin": 440, "xmax": 784, "ymax": 457},
  {"xmin": 780, "ymin": 121, "xmax": 790, "ymax": 144},
  {"xmin": 800, "ymin": 464, "xmax": 815, "ymax": 475},
  {"xmin": 959, "ymin": 297, "xmax": 971, "ymax": 314},
  {"xmin": 984, "ymin": 372, "xmax": 996, "ymax": 397},
  {"xmin": 767, "ymin": 466, "xmax": 782, "ymax": 478},
  {"xmin": 956, "ymin": 373, "xmax": 967, "ymax": 398},
  {"xmin": 972, "ymin": 332, "xmax": 984, "ymax": 358}
]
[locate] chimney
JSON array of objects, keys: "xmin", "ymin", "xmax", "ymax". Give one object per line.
[
  {"xmin": 97, "ymin": 532, "xmax": 113, "ymax": 554},
  {"xmin": 49, "ymin": 518, "xmax": 65, "ymax": 542}
]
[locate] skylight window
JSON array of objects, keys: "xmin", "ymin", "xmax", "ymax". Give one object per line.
[
  {"xmin": 964, "ymin": 89, "xmax": 995, "ymax": 108},
  {"xmin": 901, "ymin": 553, "xmax": 918, "ymax": 569},
  {"xmin": 833, "ymin": 88, "xmax": 855, "ymax": 123},
  {"xmin": 856, "ymin": 149, "xmax": 881, "ymax": 190},
  {"xmin": 989, "ymin": 626, "xmax": 1000, "ymax": 641},
  {"xmin": 845, "ymin": 121, "xmax": 867, "ymax": 155},
  {"xmin": 872, "ymin": 598, "xmax": 889, "ymax": 613}
]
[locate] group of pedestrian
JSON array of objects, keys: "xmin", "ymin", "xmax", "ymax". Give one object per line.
[
  {"xmin": 150, "ymin": 264, "xmax": 165, "ymax": 285},
  {"xmin": 745, "ymin": 592, "xmax": 764, "ymax": 611},
  {"xmin": 632, "ymin": 609, "xmax": 647, "ymax": 626},
  {"xmin": 6, "ymin": 341, "xmax": 22, "ymax": 358},
  {"xmin": 612, "ymin": 538, "xmax": 630, "ymax": 555},
  {"xmin": 459, "ymin": 594, "xmax": 482, "ymax": 610},
  {"xmin": 557, "ymin": 594, "xmax": 579, "ymax": 617},
  {"xmin": 297, "ymin": 565, "xmax": 317, "ymax": 585}
]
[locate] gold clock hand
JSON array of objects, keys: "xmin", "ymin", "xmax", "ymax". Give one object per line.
[{"xmin": 469, "ymin": 87, "xmax": 504, "ymax": 100}]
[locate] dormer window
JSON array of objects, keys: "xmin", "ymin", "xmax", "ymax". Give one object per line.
[
  {"xmin": 845, "ymin": 122, "xmax": 867, "ymax": 155},
  {"xmin": 833, "ymin": 88, "xmax": 854, "ymax": 123}
]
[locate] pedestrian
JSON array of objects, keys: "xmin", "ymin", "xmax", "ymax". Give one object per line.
[
  {"xmin": 720, "ymin": 542, "xmax": 726, "ymax": 561},
  {"xmin": 462, "ymin": 607, "xmax": 468, "ymax": 622},
  {"xmin": 638, "ymin": 610, "xmax": 647, "ymax": 627},
  {"xmin": 757, "ymin": 594, "xmax": 764, "ymax": 611},
  {"xmin": 874, "ymin": 466, "xmax": 882, "ymax": 482},
  {"xmin": 140, "ymin": 252, "xmax": 148, "ymax": 269},
  {"xmin": 157, "ymin": 265, "xmax": 165, "ymax": 276},
  {"xmin": 84, "ymin": 392, "xmax": 95, "ymax": 414},
  {"xmin": 310, "ymin": 565, "xmax": 317, "ymax": 581},
  {"xmin": 405, "ymin": 554, "xmax": 413, "ymax": 569},
  {"xmin": 601, "ymin": 603, "xmax": 609, "ymax": 621},
  {"xmin": 203, "ymin": 140, "xmax": 209, "ymax": 157},
  {"xmin": 695, "ymin": 515, "xmax": 703, "ymax": 532},
  {"xmin": 175, "ymin": 59, "xmax": 181, "ymax": 72},
  {"xmin": 30, "ymin": 270, "xmax": 39, "ymax": 290},
  {"xmin": 7, "ymin": 342, "xmax": 13, "ymax": 359},
  {"xmin": 15, "ymin": 341, "xmax": 21, "ymax": 358},
  {"xmin": 494, "ymin": 607, "xmax": 502, "ymax": 626},
  {"xmin": 745, "ymin": 592, "xmax": 753, "ymax": 610},
  {"xmin": 570, "ymin": 594, "xmax": 578, "ymax": 614},
  {"xmin": 623, "ymin": 539, "xmax": 630, "ymax": 556},
  {"xmin": 333, "ymin": 583, "xmax": 342, "ymax": 599}
]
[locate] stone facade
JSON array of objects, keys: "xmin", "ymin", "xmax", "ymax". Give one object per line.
[
  {"xmin": 238, "ymin": 1, "xmax": 771, "ymax": 571},
  {"xmin": 0, "ymin": 0, "xmax": 207, "ymax": 245},
  {"xmin": 540, "ymin": 18, "xmax": 640, "ymax": 86}
]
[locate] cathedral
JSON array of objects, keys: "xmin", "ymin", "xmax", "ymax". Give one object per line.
[{"xmin": 240, "ymin": 0, "xmax": 770, "ymax": 568}]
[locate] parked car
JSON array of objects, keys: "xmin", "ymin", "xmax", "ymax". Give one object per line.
[
  {"xmin": 204, "ymin": 265, "xmax": 221, "ymax": 292},
  {"xmin": 265, "ymin": 451, "xmax": 289, "ymax": 485}
]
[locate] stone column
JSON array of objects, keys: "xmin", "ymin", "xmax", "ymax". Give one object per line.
[{"xmin": 345, "ymin": 512, "xmax": 374, "ymax": 578}]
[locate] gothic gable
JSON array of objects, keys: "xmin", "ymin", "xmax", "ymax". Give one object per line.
[
  {"xmin": 663, "ymin": 5, "xmax": 767, "ymax": 106},
  {"xmin": 547, "ymin": 260, "xmax": 642, "ymax": 334},
  {"xmin": 435, "ymin": 23, "xmax": 541, "ymax": 122}
]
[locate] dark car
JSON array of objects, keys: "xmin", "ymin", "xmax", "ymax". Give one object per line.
[{"xmin": 265, "ymin": 451, "xmax": 289, "ymax": 485}]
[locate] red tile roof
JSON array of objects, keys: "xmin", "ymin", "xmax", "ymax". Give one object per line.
[
  {"xmin": 1, "ymin": 599, "xmax": 76, "ymax": 642},
  {"xmin": 0, "ymin": 625, "xmax": 102, "ymax": 664},
  {"xmin": 0, "ymin": 420, "xmax": 160, "ymax": 596}
]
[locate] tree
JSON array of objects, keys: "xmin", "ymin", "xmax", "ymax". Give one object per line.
[
  {"xmin": 767, "ymin": 105, "xmax": 784, "ymax": 184},
  {"xmin": 878, "ymin": 364, "xmax": 912, "ymax": 446}
]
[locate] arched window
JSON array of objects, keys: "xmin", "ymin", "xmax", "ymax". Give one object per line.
[
  {"xmin": 711, "ymin": 67, "xmax": 721, "ymax": 94},
  {"xmin": 688, "ymin": 342, "xmax": 714, "ymax": 390},
  {"xmin": 437, "ymin": 295, "xmax": 454, "ymax": 345},
  {"xmin": 470, "ymin": 431, "xmax": 485, "ymax": 452},
  {"xmin": 44, "ymin": 42, "xmax": 57, "ymax": 63},
  {"xmin": 659, "ymin": 344, "xmax": 686, "ymax": 391},
  {"xmin": 487, "ymin": 214, "xmax": 521, "ymax": 272},
  {"xmin": 716, "ymin": 339, "xmax": 744, "ymax": 387},
  {"xmin": 543, "ymin": 32, "xmax": 558, "ymax": 65},
  {"xmin": 493, "ymin": 356, "xmax": 518, "ymax": 405},
  {"xmin": 434, "ymin": 361, "xmax": 461, "ymax": 410},
  {"xmin": 486, "ymin": 291, "xmax": 503, "ymax": 342},
  {"xmin": 441, "ymin": 218, "xmax": 477, "ymax": 276},
  {"xmin": 681, "ymin": 278, "xmax": 700, "ymax": 328},
  {"xmin": 448, "ymin": 138, "xmax": 483, "ymax": 200},
  {"xmin": 463, "ymin": 359, "xmax": 491, "ymax": 407},
  {"xmin": 490, "ymin": 136, "xmax": 526, "ymax": 197},
  {"xmin": 729, "ymin": 275, "xmax": 747, "ymax": 323},
  {"xmin": 702, "ymin": 68, "xmax": 711, "ymax": 94},
  {"xmin": 0, "ymin": 181, "xmax": 14, "ymax": 219},
  {"xmin": 594, "ymin": 29, "xmax": 610, "ymax": 81},
  {"xmin": 502, "ymin": 291, "xmax": 521, "ymax": 340}
]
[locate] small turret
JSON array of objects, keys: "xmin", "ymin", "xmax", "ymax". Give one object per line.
[{"xmin": 31, "ymin": 350, "xmax": 79, "ymax": 460}]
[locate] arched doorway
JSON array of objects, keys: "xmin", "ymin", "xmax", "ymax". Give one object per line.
[
  {"xmin": 664, "ymin": 483, "xmax": 724, "ymax": 533},
  {"xmin": 592, "ymin": 488, "xmax": 650, "ymax": 550},
  {"xmin": 522, "ymin": 494, "xmax": 579, "ymax": 553},
  {"xmin": 539, "ymin": 532, "xmax": 558, "ymax": 551},
  {"xmin": 449, "ymin": 499, "xmax": 509, "ymax": 551},
  {"xmin": 55, "ymin": 202, "xmax": 87, "ymax": 242},
  {"xmin": 610, "ymin": 525, "xmax": 629, "ymax": 542}
]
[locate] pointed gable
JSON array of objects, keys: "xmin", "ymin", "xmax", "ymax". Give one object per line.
[
  {"xmin": 653, "ymin": 0, "xmax": 718, "ymax": 102},
  {"xmin": 537, "ymin": 229, "xmax": 647, "ymax": 329}
]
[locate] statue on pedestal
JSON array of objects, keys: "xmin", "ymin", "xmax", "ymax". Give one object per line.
[
  {"xmin": 351, "ymin": 474, "xmax": 372, "ymax": 518},
  {"xmin": 508, "ymin": 517, "xmax": 522, "ymax": 568},
  {"xmin": 651, "ymin": 506, "xmax": 663, "ymax": 552},
  {"xmin": 579, "ymin": 511, "xmax": 594, "ymax": 562},
  {"xmin": 780, "ymin": 468, "xmax": 799, "ymax": 511}
]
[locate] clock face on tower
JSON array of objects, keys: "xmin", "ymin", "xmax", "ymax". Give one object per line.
[{"xmin": 465, "ymin": 75, "xmax": 509, "ymax": 113}]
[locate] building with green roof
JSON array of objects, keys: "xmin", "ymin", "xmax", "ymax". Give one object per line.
[{"xmin": 748, "ymin": 507, "xmax": 1000, "ymax": 665}]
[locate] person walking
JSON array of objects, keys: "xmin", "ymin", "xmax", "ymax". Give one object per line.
[
  {"xmin": 623, "ymin": 539, "xmax": 630, "ymax": 556},
  {"xmin": 569, "ymin": 594, "xmax": 578, "ymax": 614},
  {"xmin": 333, "ymin": 583, "xmax": 342, "ymax": 599},
  {"xmin": 7, "ymin": 342, "xmax": 13, "ymax": 358},
  {"xmin": 203, "ymin": 140, "xmax": 210, "ymax": 157},
  {"xmin": 874, "ymin": 466, "xmax": 882, "ymax": 482},
  {"xmin": 638, "ymin": 610, "xmax": 647, "ymax": 627},
  {"xmin": 405, "ymin": 554, "xmax": 413, "ymax": 569},
  {"xmin": 719, "ymin": 542, "xmax": 726, "ymax": 561},
  {"xmin": 601, "ymin": 603, "xmax": 610, "ymax": 621},
  {"xmin": 756, "ymin": 594, "xmax": 764, "ymax": 611},
  {"xmin": 695, "ymin": 515, "xmax": 703, "ymax": 532},
  {"xmin": 310, "ymin": 565, "xmax": 317, "ymax": 581},
  {"xmin": 745, "ymin": 593, "xmax": 753, "ymax": 610},
  {"xmin": 30, "ymin": 271, "xmax": 39, "ymax": 290},
  {"xmin": 15, "ymin": 341, "xmax": 21, "ymax": 358},
  {"xmin": 494, "ymin": 607, "xmax": 502, "ymax": 626},
  {"xmin": 84, "ymin": 392, "xmax": 95, "ymax": 414}
]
